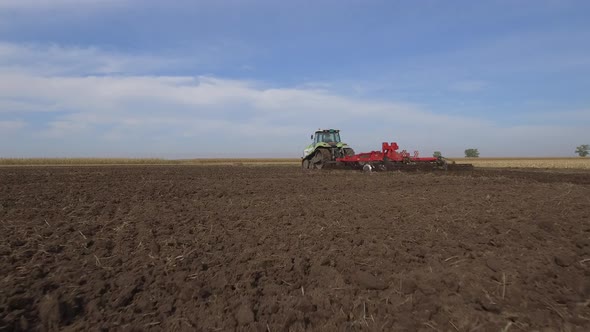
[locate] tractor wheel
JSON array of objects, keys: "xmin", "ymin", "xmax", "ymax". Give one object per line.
[
  {"xmin": 312, "ymin": 149, "xmax": 331, "ymax": 169},
  {"xmin": 302, "ymin": 159, "xmax": 311, "ymax": 169}
]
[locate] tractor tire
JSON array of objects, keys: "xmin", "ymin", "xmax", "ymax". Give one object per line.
[
  {"xmin": 312, "ymin": 149, "xmax": 331, "ymax": 169},
  {"xmin": 302, "ymin": 159, "xmax": 311, "ymax": 169}
]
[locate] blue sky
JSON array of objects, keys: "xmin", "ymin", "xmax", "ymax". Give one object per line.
[{"xmin": 0, "ymin": 0, "xmax": 589, "ymax": 157}]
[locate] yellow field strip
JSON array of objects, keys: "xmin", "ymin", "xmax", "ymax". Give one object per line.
[
  {"xmin": 0, "ymin": 158, "xmax": 301, "ymax": 166},
  {"xmin": 449, "ymin": 158, "xmax": 590, "ymax": 169}
]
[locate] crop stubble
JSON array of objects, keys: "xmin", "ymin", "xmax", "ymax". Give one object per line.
[{"xmin": 0, "ymin": 166, "xmax": 589, "ymax": 331}]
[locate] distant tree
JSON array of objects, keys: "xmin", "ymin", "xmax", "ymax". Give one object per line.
[
  {"xmin": 465, "ymin": 148, "xmax": 480, "ymax": 158},
  {"xmin": 576, "ymin": 144, "xmax": 589, "ymax": 157},
  {"xmin": 433, "ymin": 151, "xmax": 442, "ymax": 158}
]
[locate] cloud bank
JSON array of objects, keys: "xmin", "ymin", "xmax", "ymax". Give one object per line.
[{"xmin": 0, "ymin": 42, "xmax": 587, "ymax": 158}]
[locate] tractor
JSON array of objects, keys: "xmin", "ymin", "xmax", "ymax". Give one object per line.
[
  {"xmin": 301, "ymin": 129, "xmax": 474, "ymax": 171},
  {"xmin": 301, "ymin": 129, "xmax": 354, "ymax": 169}
]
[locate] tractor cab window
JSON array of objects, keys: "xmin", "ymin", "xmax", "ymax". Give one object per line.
[{"xmin": 315, "ymin": 132, "xmax": 341, "ymax": 144}]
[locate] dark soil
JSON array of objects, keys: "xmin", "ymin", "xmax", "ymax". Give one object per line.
[{"xmin": 1, "ymin": 166, "xmax": 589, "ymax": 331}]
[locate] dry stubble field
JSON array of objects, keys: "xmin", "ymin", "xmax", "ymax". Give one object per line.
[{"xmin": 1, "ymin": 165, "xmax": 590, "ymax": 331}]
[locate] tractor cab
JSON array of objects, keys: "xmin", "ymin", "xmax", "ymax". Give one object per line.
[{"xmin": 313, "ymin": 129, "xmax": 341, "ymax": 144}]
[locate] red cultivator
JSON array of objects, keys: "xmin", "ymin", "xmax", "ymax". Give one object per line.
[{"xmin": 336, "ymin": 142, "xmax": 473, "ymax": 172}]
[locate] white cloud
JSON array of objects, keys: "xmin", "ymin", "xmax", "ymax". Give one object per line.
[
  {"xmin": 0, "ymin": 41, "xmax": 587, "ymax": 157},
  {"xmin": 533, "ymin": 109, "xmax": 590, "ymax": 122},
  {"xmin": 0, "ymin": 98, "xmax": 55, "ymax": 113},
  {"xmin": 0, "ymin": 120, "xmax": 26, "ymax": 131},
  {"xmin": 2, "ymin": 70, "xmax": 583, "ymax": 157},
  {"xmin": 41, "ymin": 120, "xmax": 87, "ymax": 138}
]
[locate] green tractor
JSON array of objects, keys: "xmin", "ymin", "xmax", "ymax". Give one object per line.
[{"xmin": 301, "ymin": 129, "xmax": 355, "ymax": 169}]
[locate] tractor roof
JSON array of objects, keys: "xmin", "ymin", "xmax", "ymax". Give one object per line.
[{"xmin": 315, "ymin": 129, "xmax": 340, "ymax": 133}]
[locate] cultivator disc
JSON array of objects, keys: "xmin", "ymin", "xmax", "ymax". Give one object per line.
[
  {"xmin": 384, "ymin": 159, "xmax": 474, "ymax": 172},
  {"xmin": 342, "ymin": 159, "xmax": 474, "ymax": 173}
]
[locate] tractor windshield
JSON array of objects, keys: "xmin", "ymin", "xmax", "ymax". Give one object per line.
[{"xmin": 315, "ymin": 132, "xmax": 341, "ymax": 144}]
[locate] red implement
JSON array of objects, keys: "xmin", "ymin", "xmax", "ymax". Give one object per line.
[
  {"xmin": 336, "ymin": 142, "xmax": 437, "ymax": 163},
  {"xmin": 334, "ymin": 142, "xmax": 473, "ymax": 171}
]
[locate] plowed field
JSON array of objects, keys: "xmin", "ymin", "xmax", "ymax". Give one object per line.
[{"xmin": 1, "ymin": 166, "xmax": 589, "ymax": 331}]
